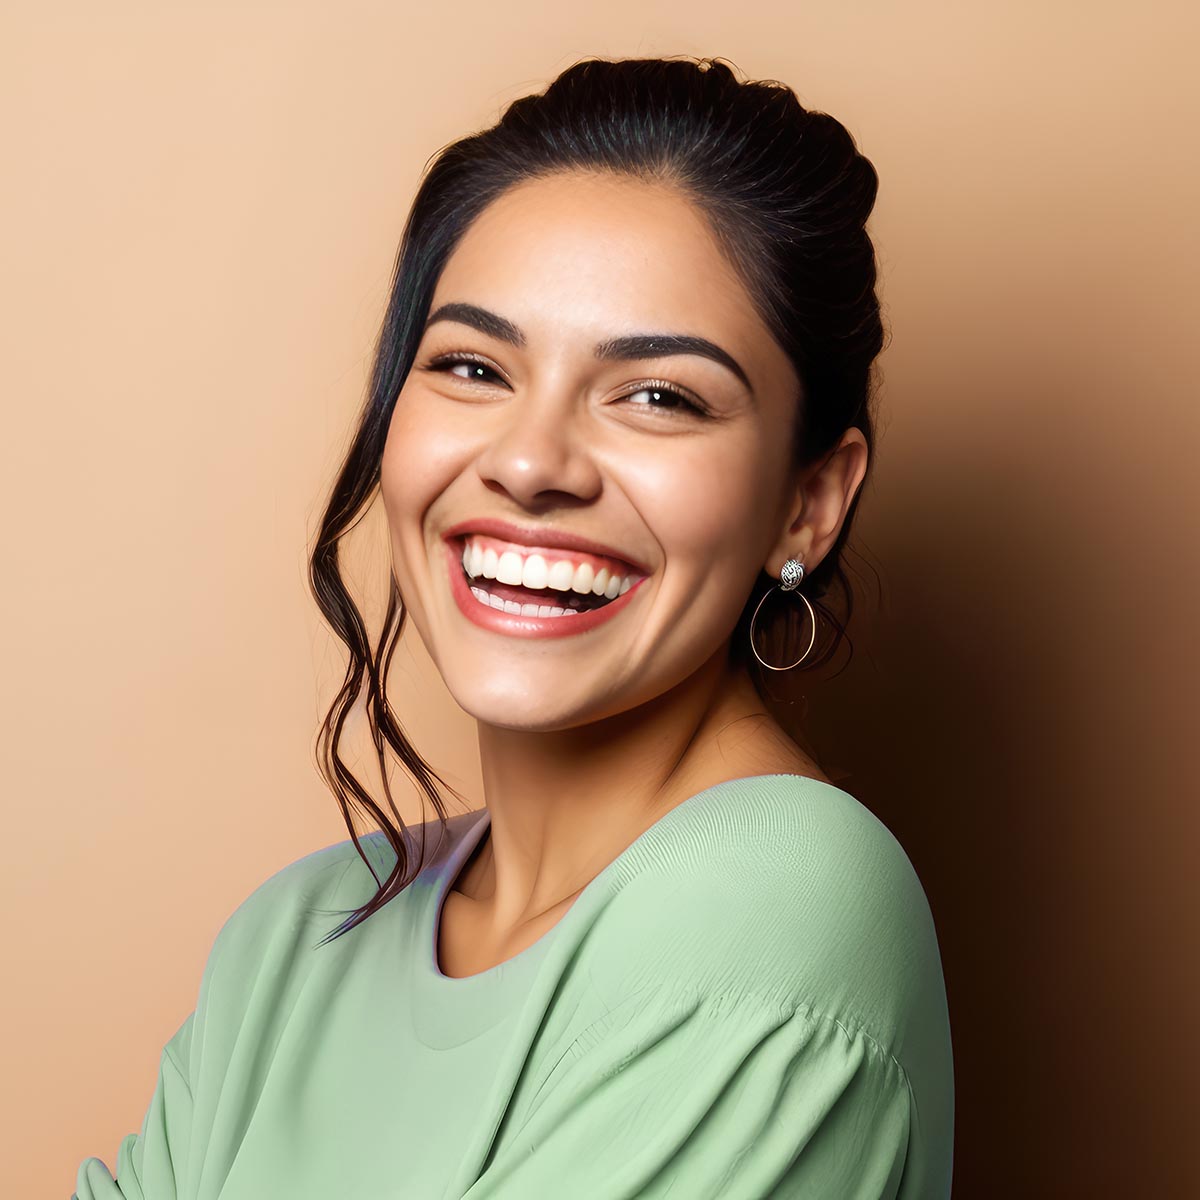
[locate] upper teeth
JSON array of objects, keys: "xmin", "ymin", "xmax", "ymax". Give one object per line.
[{"xmin": 461, "ymin": 537, "xmax": 639, "ymax": 600}]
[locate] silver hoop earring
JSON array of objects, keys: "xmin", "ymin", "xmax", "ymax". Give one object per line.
[{"xmin": 749, "ymin": 558, "xmax": 817, "ymax": 671}]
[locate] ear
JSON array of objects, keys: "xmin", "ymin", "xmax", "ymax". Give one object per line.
[{"xmin": 764, "ymin": 428, "xmax": 870, "ymax": 578}]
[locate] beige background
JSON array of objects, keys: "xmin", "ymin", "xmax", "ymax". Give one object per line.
[{"xmin": 3, "ymin": 2, "xmax": 1196, "ymax": 1196}]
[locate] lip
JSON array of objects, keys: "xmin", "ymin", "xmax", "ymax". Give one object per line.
[
  {"xmin": 445, "ymin": 538, "xmax": 645, "ymax": 639},
  {"xmin": 441, "ymin": 516, "xmax": 650, "ymax": 576}
]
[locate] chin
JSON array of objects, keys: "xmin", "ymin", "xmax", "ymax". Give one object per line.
[{"xmin": 448, "ymin": 679, "xmax": 599, "ymax": 732}]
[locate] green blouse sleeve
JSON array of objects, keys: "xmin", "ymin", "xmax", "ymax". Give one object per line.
[
  {"xmin": 72, "ymin": 1011, "xmax": 195, "ymax": 1200},
  {"xmin": 466, "ymin": 988, "xmax": 925, "ymax": 1200},
  {"xmin": 68, "ymin": 842, "xmax": 361, "ymax": 1200}
]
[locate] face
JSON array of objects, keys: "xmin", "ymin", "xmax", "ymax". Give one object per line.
[{"xmin": 380, "ymin": 170, "xmax": 804, "ymax": 731}]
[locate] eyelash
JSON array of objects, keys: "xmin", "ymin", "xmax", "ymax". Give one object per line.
[{"xmin": 420, "ymin": 352, "xmax": 709, "ymax": 418}]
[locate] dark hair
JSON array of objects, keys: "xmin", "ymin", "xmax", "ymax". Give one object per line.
[{"xmin": 307, "ymin": 55, "xmax": 885, "ymax": 946}]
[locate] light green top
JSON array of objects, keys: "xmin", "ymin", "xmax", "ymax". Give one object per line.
[{"xmin": 74, "ymin": 774, "xmax": 954, "ymax": 1198}]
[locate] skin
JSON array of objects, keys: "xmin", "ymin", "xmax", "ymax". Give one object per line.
[{"xmin": 380, "ymin": 169, "xmax": 868, "ymax": 971}]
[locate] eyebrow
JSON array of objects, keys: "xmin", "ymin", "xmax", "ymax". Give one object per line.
[{"xmin": 423, "ymin": 301, "xmax": 753, "ymax": 394}]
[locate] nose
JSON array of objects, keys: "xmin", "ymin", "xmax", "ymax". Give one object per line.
[{"xmin": 473, "ymin": 388, "xmax": 603, "ymax": 509}]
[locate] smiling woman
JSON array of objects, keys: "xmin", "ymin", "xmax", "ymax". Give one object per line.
[{"xmin": 75, "ymin": 55, "xmax": 953, "ymax": 1200}]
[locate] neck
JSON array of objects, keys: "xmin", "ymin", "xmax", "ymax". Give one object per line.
[{"xmin": 464, "ymin": 647, "xmax": 801, "ymax": 930}]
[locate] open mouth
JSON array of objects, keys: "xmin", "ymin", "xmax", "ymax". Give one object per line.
[{"xmin": 461, "ymin": 560, "xmax": 617, "ymax": 613}]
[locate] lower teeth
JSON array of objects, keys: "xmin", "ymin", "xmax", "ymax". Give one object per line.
[{"xmin": 468, "ymin": 583, "xmax": 608, "ymax": 618}]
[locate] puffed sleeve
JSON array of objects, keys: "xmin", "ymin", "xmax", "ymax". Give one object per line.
[
  {"xmin": 72, "ymin": 1011, "xmax": 196, "ymax": 1200},
  {"xmin": 466, "ymin": 988, "xmax": 927, "ymax": 1200}
]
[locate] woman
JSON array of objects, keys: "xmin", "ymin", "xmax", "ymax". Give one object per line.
[{"xmin": 76, "ymin": 55, "xmax": 953, "ymax": 1199}]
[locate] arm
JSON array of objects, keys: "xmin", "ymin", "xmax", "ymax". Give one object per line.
[
  {"xmin": 466, "ymin": 989, "xmax": 921, "ymax": 1200},
  {"xmin": 73, "ymin": 1012, "xmax": 195, "ymax": 1200}
]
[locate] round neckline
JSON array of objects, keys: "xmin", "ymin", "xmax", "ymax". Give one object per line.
[{"xmin": 427, "ymin": 772, "xmax": 843, "ymax": 983}]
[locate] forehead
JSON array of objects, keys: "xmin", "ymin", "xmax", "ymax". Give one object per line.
[{"xmin": 431, "ymin": 171, "xmax": 769, "ymax": 362}]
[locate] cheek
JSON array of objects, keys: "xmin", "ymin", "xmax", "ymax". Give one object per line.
[
  {"xmin": 380, "ymin": 388, "xmax": 455, "ymax": 526},
  {"xmin": 634, "ymin": 444, "xmax": 772, "ymax": 572}
]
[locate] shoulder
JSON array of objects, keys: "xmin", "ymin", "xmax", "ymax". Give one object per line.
[
  {"xmin": 191, "ymin": 839, "xmax": 362, "ymax": 1019},
  {"xmin": 202, "ymin": 812, "xmax": 475, "ymax": 979},
  {"xmin": 722, "ymin": 774, "xmax": 939, "ymax": 978},
  {"xmin": 597, "ymin": 774, "xmax": 949, "ymax": 1064}
]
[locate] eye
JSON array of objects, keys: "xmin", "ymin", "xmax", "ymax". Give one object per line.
[
  {"xmin": 617, "ymin": 382, "xmax": 709, "ymax": 418},
  {"xmin": 422, "ymin": 352, "xmax": 506, "ymax": 386}
]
